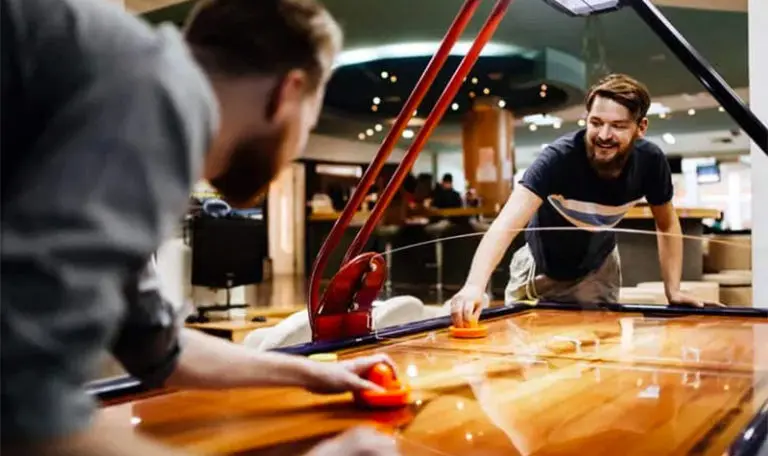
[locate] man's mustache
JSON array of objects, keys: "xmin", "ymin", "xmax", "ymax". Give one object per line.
[{"xmin": 594, "ymin": 139, "xmax": 619, "ymax": 148}]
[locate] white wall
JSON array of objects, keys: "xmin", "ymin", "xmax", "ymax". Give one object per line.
[
  {"xmin": 750, "ymin": 0, "xmax": 767, "ymax": 309},
  {"xmin": 304, "ymin": 134, "xmax": 410, "ymax": 164}
]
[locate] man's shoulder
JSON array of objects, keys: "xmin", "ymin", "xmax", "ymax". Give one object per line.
[
  {"xmin": 535, "ymin": 129, "xmax": 585, "ymax": 165},
  {"xmin": 634, "ymin": 137, "xmax": 666, "ymax": 159},
  {"xmin": 631, "ymin": 137, "xmax": 668, "ymax": 171}
]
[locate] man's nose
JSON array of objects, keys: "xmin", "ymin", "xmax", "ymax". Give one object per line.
[{"xmin": 598, "ymin": 124, "xmax": 613, "ymax": 140}]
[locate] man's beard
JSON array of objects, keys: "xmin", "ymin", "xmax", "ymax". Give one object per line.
[
  {"xmin": 586, "ymin": 136, "xmax": 635, "ymax": 178},
  {"xmin": 208, "ymin": 129, "xmax": 287, "ymax": 208}
]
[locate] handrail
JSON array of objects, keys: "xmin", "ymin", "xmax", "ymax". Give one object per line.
[{"xmin": 307, "ymin": 0, "xmax": 484, "ymax": 329}]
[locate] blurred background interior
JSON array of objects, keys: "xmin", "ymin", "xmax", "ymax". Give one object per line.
[{"xmin": 100, "ymin": 0, "xmax": 758, "ymax": 377}]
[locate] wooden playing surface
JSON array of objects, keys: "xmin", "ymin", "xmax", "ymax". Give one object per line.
[{"xmin": 101, "ymin": 309, "xmax": 768, "ymax": 455}]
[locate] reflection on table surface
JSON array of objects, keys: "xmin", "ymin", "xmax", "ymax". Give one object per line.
[{"xmin": 102, "ymin": 309, "xmax": 768, "ymax": 455}]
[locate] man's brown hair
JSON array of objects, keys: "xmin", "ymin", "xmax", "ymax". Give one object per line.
[
  {"xmin": 184, "ymin": 0, "xmax": 343, "ymax": 89},
  {"xmin": 585, "ymin": 73, "xmax": 651, "ymax": 122}
]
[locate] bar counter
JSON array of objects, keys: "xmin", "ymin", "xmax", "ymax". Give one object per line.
[{"xmin": 305, "ymin": 206, "xmax": 721, "ymax": 293}]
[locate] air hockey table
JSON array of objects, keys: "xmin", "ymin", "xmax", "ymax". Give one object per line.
[
  {"xmin": 99, "ymin": 303, "xmax": 768, "ymax": 456},
  {"xmin": 96, "ymin": 0, "xmax": 768, "ymax": 453}
]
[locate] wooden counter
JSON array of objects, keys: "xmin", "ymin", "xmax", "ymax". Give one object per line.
[{"xmin": 308, "ymin": 206, "xmax": 721, "ymax": 222}]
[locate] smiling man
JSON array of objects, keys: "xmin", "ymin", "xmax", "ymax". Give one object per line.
[{"xmin": 448, "ymin": 73, "xmax": 719, "ymax": 326}]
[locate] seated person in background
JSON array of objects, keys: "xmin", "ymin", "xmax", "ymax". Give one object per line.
[
  {"xmin": 2, "ymin": 0, "xmax": 398, "ymax": 455},
  {"xmin": 431, "ymin": 173, "xmax": 464, "ymax": 209},
  {"xmin": 448, "ymin": 74, "xmax": 720, "ymax": 327}
]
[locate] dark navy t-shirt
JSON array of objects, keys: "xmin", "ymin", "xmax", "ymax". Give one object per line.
[{"xmin": 519, "ymin": 129, "xmax": 673, "ymax": 281}]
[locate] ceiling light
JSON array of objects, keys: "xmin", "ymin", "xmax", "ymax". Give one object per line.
[
  {"xmin": 541, "ymin": 83, "xmax": 548, "ymax": 91},
  {"xmin": 469, "ymin": 91, "xmax": 476, "ymax": 98},
  {"xmin": 659, "ymin": 112, "xmax": 667, "ymax": 119},
  {"xmin": 371, "ymin": 105, "xmax": 378, "ymax": 112},
  {"xmin": 413, "ymin": 110, "xmax": 418, "ymax": 116},
  {"xmin": 358, "ymin": 133, "xmax": 366, "ymax": 140},
  {"xmin": 719, "ymin": 106, "xmax": 725, "ymax": 112},
  {"xmin": 498, "ymin": 99, "xmax": 506, "ymax": 108},
  {"xmin": 366, "ymin": 129, "xmax": 374, "ymax": 136},
  {"xmin": 471, "ymin": 77, "xmax": 478, "ymax": 84},
  {"xmin": 483, "ymin": 88, "xmax": 490, "ymax": 95},
  {"xmin": 524, "ymin": 113, "xmax": 563, "ymax": 127},
  {"xmin": 380, "ymin": 71, "xmax": 389, "ymax": 79},
  {"xmin": 452, "ymin": 102, "xmax": 460, "ymax": 111},
  {"xmin": 662, "ymin": 133, "xmax": 676, "ymax": 144},
  {"xmin": 334, "ymin": 41, "xmax": 530, "ymax": 69},
  {"xmin": 373, "ymin": 97, "xmax": 381, "ymax": 105},
  {"xmin": 390, "ymin": 75, "xmax": 398, "ymax": 83},
  {"xmin": 688, "ymin": 108, "xmax": 696, "ymax": 116},
  {"xmin": 578, "ymin": 119, "xmax": 586, "ymax": 127},
  {"xmin": 402, "ymin": 129, "xmax": 415, "ymax": 139},
  {"xmin": 541, "ymin": 0, "xmax": 622, "ymax": 17},
  {"xmin": 648, "ymin": 102, "xmax": 671, "ymax": 116},
  {"xmin": 374, "ymin": 124, "xmax": 383, "ymax": 131},
  {"xmin": 540, "ymin": 91, "xmax": 547, "ymax": 98},
  {"xmin": 529, "ymin": 124, "xmax": 538, "ymax": 131},
  {"xmin": 553, "ymin": 121, "xmax": 562, "ymax": 129}
]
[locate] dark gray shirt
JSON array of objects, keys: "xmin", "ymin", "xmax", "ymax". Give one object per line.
[{"xmin": 1, "ymin": 0, "xmax": 217, "ymax": 442}]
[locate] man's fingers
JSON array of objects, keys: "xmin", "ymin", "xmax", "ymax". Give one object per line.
[
  {"xmin": 451, "ymin": 301, "xmax": 464, "ymax": 328},
  {"xmin": 347, "ymin": 374, "xmax": 385, "ymax": 392}
]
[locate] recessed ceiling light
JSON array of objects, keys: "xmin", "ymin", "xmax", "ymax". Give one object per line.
[
  {"xmin": 483, "ymin": 88, "xmax": 490, "ymax": 95},
  {"xmin": 451, "ymin": 102, "xmax": 460, "ymax": 111},
  {"xmin": 718, "ymin": 106, "xmax": 725, "ymax": 112},
  {"xmin": 374, "ymin": 124, "xmax": 383, "ymax": 131},
  {"xmin": 688, "ymin": 108, "xmax": 696, "ymax": 116},
  {"xmin": 553, "ymin": 122, "xmax": 561, "ymax": 129},
  {"xmin": 471, "ymin": 77, "xmax": 478, "ymax": 84},
  {"xmin": 371, "ymin": 105, "xmax": 378, "ymax": 112},
  {"xmin": 373, "ymin": 97, "xmax": 381, "ymax": 105},
  {"xmin": 578, "ymin": 119, "xmax": 586, "ymax": 127},
  {"xmin": 381, "ymin": 71, "xmax": 389, "ymax": 79},
  {"xmin": 469, "ymin": 91, "xmax": 476, "ymax": 98},
  {"xmin": 390, "ymin": 75, "xmax": 397, "ymax": 83},
  {"xmin": 662, "ymin": 133, "xmax": 676, "ymax": 144},
  {"xmin": 659, "ymin": 112, "xmax": 667, "ymax": 119},
  {"xmin": 358, "ymin": 133, "xmax": 366, "ymax": 140},
  {"xmin": 498, "ymin": 99, "xmax": 506, "ymax": 108},
  {"xmin": 540, "ymin": 91, "xmax": 547, "ymax": 98},
  {"xmin": 402, "ymin": 129, "xmax": 415, "ymax": 139},
  {"xmin": 529, "ymin": 124, "xmax": 538, "ymax": 131},
  {"xmin": 366, "ymin": 129, "xmax": 374, "ymax": 136},
  {"xmin": 541, "ymin": 83, "xmax": 548, "ymax": 91}
]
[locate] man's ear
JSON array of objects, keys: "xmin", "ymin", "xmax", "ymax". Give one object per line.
[
  {"xmin": 637, "ymin": 117, "xmax": 649, "ymax": 138},
  {"xmin": 267, "ymin": 69, "xmax": 309, "ymax": 122}
]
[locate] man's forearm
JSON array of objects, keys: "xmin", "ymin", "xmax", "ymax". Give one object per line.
[
  {"xmin": 656, "ymin": 217, "xmax": 683, "ymax": 297},
  {"xmin": 463, "ymin": 188, "xmax": 541, "ymax": 291},
  {"xmin": 464, "ymin": 218, "xmax": 520, "ymax": 290},
  {"xmin": 164, "ymin": 329, "xmax": 312, "ymax": 389}
]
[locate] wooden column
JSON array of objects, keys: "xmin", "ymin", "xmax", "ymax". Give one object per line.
[{"xmin": 461, "ymin": 96, "xmax": 515, "ymax": 211}]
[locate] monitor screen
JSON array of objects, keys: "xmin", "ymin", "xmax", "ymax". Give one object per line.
[{"xmin": 190, "ymin": 217, "xmax": 266, "ymax": 289}]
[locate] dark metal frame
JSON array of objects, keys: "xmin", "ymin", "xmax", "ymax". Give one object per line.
[{"xmin": 628, "ymin": 0, "xmax": 767, "ymax": 151}]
